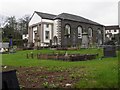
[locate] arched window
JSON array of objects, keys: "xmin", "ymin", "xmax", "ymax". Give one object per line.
[
  {"xmin": 53, "ymin": 36, "xmax": 58, "ymax": 45},
  {"xmin": 78, "ymin": 26, "xmax": 83, "ymax": 39},
  {"xmin": 65, "ymin": 24, "xmax": 71, "ymax": 35},
  {"xmin": 88, "ymin": 27, "xmax": 93, "ymax": 37}
]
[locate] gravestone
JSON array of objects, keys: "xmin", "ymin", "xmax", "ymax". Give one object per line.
[
  {"xmin": 64, "ymin": 36, "xmax": 68, "ymax": 48},
  {"xmin": 72, "ymin": 32, "xmax": 76, "ymax": 47},
  {"xmin": 1, "ymin": 70, "xmax": 20, "ymax": 89},
  {"xmin": 97, "ymin": 30, "xmax": 102, "ymax": 45},
  {"xmin": 103, "ymin": 40, "xmax": 116, "ymax": 57},
  {"xmin": 81, "ymin": 32, "xmax": 89, "ymax": 48},
  {"xmin": 49, "ymin": 39, "xmax": 52, "ymax": 47}
]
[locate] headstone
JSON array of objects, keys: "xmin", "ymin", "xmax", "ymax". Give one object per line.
[
  {"xmin": 81, "ymin": 32, "xmax": 89, "ymax": 48},
  {"xmin": 49, "ymin": 39, "xmax": 52, "ymax": 47},
  {"xmin": 97, "ymin": 31, "xmax": 102, "ymax": 45},
  {"xmin": 64, "ymin": 36, "xmax": 68, "ymax": 48},
  {"xmin": 34, "ymin": 41, "xmax": 38, "ymax": 49},
  {"xmin": 73, "ymin": 32, "xmax": 76, "ymax": 47},
  {"xmin": 103, "ymin": 40, "xmax": 116, "ymax": 57},
  {"xmin": 1, "ymin": 70, "xmax": 20, "ymax": 89}
]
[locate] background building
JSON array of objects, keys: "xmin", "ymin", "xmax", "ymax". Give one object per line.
[{"xmin": 105, "ymin": 25, "xmax": 120, "ymax": 44}]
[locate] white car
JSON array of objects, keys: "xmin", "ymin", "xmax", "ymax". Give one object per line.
[
  {"xmin": 0, "ymin": 48, "xmax": 8, "ymax": 53},
  {"xmin": 0, "ymin": 42, "xmax": 9, "ymax": 53}
]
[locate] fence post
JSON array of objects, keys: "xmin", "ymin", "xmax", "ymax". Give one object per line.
[
  {"xmin": 31, "ymin": 52, "xmax": 34, "ymax": 59},
  {"xmin": 26, "ymin": 53, "xmax": 29, "ymax": 59}
]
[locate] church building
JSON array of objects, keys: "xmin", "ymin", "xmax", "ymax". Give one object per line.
[{"xmin": 28, "ymin": 11, "xmax": 105, "ymax": 48}]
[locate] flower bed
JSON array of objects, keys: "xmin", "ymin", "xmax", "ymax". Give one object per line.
[{"xmin": 26, "ymin": 53, "xmax": 98, "ymax": 61}]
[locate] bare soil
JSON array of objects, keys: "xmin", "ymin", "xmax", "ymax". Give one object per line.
[{"xmin": 2, "ymin": 65, "xmax": 85, "ymax": 88}]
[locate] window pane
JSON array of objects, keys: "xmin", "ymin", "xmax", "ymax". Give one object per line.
[
  {"xmin": 46, "ymin": 24, "xmax": 49, "ymax": 28},
  {"xmin": 45, "ymin": 31, "xmax": 49, "ymax": 39},
  {"xmin": 78, "ymin": 26, "xmax": 82, "ymax": 38},
  {"xmin": 65, "ymin": 25, "xmax": 70, "ymax": 35},
  {"xmin": 88, "ymin": 28, "xmax": 93, "ymax": 37}
]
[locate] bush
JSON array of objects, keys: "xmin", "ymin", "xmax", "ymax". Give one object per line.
[{"xmin": 13, "ymin": 39, "xmax": 24, "ymax": 47}]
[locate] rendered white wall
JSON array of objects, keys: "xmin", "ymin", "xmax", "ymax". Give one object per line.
[
  {"xmin": 42, "ymin": 19, "xmax": 54, "ymax": 23},
  {"xmin": 111, "ymin": 29, "xmax": 119, "ymax": 34},
  {"xmin": 106, "ymin": 29, "xmax": 119, "ymax": 34},
  {"xmin": 53, "ymin": 19, "xmax": 61, "ymax": 45},
  {"xmin": 53, "ymin": 19, "xmax": 59, "ymax": 37},
  {"xmin": 29, "ymin": 13, "xmax": 42, "ymax": 26},
  {"xmin": 33, "ymin": 26, "xmax": 37, "ymax": 43}
]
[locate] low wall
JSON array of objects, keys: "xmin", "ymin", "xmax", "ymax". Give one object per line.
[{"xmin": 26, "ymin": 53, "xmax": 98, "ymax": 61}]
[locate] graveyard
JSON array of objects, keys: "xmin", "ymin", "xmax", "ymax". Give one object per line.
[{"xmin": 2, "ymin": 48, "xmax": 119, "ymax": 88}]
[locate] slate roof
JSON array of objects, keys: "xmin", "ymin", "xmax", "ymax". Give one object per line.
[
  {"xmin": 105, "ymin": 25, "xmax": 120, "ymax": 30},
  {"xmin": 34, "ymin": 11, "xmax": 103, "ymax": 26},
  {"xmin": 35, "ymin": 11, "xmax": 56, "ymax": 20},
  {"xmin": 55, "ymin": 13, "xmax": 103, "ymax": 26}
]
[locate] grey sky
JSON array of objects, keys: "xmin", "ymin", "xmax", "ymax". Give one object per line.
[{"xmin": 0, "ymin": 0, "xmax": 119, "ymax": 26}]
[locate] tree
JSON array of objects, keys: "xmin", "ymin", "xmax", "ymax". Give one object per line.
[
  {"xmin": 18, "ymin": 15, "xmax": 30, "ymax": 35},
  {"xmin": 2, "ymin": 16, "xmax": 21, "ymax": 41},
  {"xmin": 2, "ymin": 15, "xmax": 30, "ymax": 47},
  {"xmin": 0, "ymin": 15, "xmax": 7, "ymax": 28}
]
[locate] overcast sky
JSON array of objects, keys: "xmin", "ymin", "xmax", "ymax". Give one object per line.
[{"xmin": 0, "ymin": 0, "xmax": 119, "ymax": 26}]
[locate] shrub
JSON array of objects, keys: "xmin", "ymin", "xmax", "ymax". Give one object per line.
[{"xmin": 42, "ymin": 82, "xmax": 49, "ymax": 88}]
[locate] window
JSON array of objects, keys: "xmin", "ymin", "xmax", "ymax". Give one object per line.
[
  {"xmin": 88, "ymin": 28, "xmax": 93, "ymax": 37},
  {"xmin": 65, "ymin": 24, "xmax": 71, "ymax": 35},
  {"xmin": 39, "ymin": 24, "xmax": 41, "ymax": 26},
  {"xmin": 34, "ymin": 31, "xmax": 37, "ymax": 39},
  {"xmin": 46, "ymin": 24, "xmax": 49, "ymax": 28},
  {"xmin": 53, "ymin": 36, "xmax": 58, "ymax": 45},
  {"xmin": 45, "ymin": 31, "xmax": 49, "ymax": 39},
  {"xmin": 78, "ymin": 26, "xmax": 82, "ymax": 38}
]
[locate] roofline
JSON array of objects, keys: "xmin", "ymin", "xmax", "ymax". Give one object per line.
[
  {"xmin": 105, "ymin": 25, "xmax": 119, "ymax": 27},
  {"xmin": 30, "ymin": 11, "xmax": 104, "ymax": 26},
  {"xmin": 42, "ymin": 17, "xmax": 55, "ymax": 20},
  {"xmin": 105, "ymin": 25, "xmax": 120, "ymax": 30},
  {"xmin": 35, "ymin": 11, "xmax": 56, "ymax": 19},
  {"xmin": 28, "ymin": 11, "xmax": 36, "ymax": 23},
  {"xmin": 35, "ymin": 11, "xmax": 56, "ymax": 16},
  {"xmin": 55, "ymin": 18, "xmax": 104, "ymax": 26},
  {"xmin": 29, "ymin": 11, "xmax": 56, "ymax": 23},
  {"xmin": 55, "ymin": 12, "xmax": 104, "ymax": 26}
]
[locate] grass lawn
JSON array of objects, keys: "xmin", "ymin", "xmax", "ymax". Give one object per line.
[{"xmin": 2, "ymin": 48, "xmax": 119, "ymax": 88}]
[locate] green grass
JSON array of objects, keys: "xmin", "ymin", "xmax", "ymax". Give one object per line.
[
  {"xmin": 2, "ymin": 48, "xmax": 103, "ymax": 67},
  {"xmin": 2, "ymin": 48, "xmax": 119, "ymax": 88}
]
